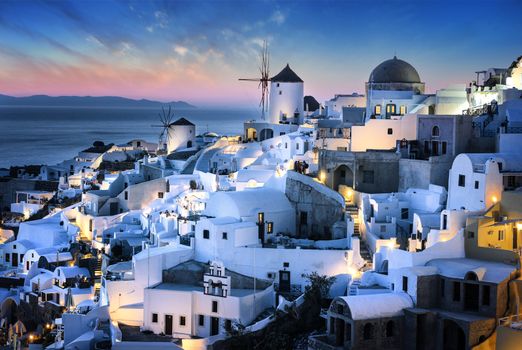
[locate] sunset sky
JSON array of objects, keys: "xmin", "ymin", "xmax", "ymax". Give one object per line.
[{"xmin": 1, "ymin": 0, "xmax": 522, "ymax": 107}]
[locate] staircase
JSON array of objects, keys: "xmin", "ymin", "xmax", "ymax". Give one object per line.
[
  {"xmin": 348, "ymin": 277, "xmax": 361, "ymax": 296},
  {"xmin": 345, "ymin": 205, "xmax": 360, "ymax": 236},
  {"xmin": 345, "ymin": 204, "xmax": 373, "ymax": 271},
  {"xmin": 94, "ymin": 255, "xmax": 103, "ymax": 296}
]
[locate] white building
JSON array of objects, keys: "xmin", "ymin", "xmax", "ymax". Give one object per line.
[
  {"xmin": 142, "ymin": 260, "xmax": 273, "ymax": 338},
  {"xmin": 167, "ymin": 118, "xmax": 196, "ymax": 154},
  {"xmin": 268, "ymin": 64, "xmax": 304, "ymax": 125},
  {"xmin": 447, "ymin": 153, "xmax": 522, "ymax": 211}
]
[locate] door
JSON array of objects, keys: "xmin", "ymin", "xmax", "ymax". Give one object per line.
[
  {"xmin": 12, "ymin": 253, "xmax": 18, "ymax": 267},
  {"xmin": 165, "ymin": 314, "xmax": 173, "ymax": 336},
  {"xmin": 110, "ymin": 202, "xmax": 119, "ymax": 216},
  {"xmin": 279, "ymin": 270, "xmax": 291, "ymax": 292},
  {"xmin": 210, "ymin": 316, "xmax": 219, "ymax": 336},
  {"xmin": 513, "ymin": 227, "xmax": 518, "ymax": 250}
]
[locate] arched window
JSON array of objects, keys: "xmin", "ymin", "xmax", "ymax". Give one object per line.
[
  {"xmin": 465, "ymin": 271, "xmax": 478, "ymax": 281},
  {"xmin": 374, "ymin": 105, "xmax": 382, "ymax": 115},
  {"xmin": 363, "ymin": 323, "xmax": 374, "ymax": 340},
  {"xmin": 386, "ymin": 104, "xmax": 396, "ymax": 115},
  {"xmin": 432, "ymin": 126, "xmax": 440, "ymax": 137},
  {"xmin": 386, "ymin": 320, "xmax": 395, "ymax": 337}
]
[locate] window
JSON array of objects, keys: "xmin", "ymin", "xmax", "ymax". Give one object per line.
[
  {"xmin": 424, "ymin": 141, "xmax": 430, "ymax": 155},
  {"xmin": 124, "ymin": 191, "xmax": 128, "ymax": 200},
  {"xmin": 296, "ymin": 143, "xmax": 299, "ymax": 150},
  {"xmin": 387, "ymin": 128, "xmax": 393, "ymax": 135},
  {"xmin": 363, "ymin": 323, "xmax": 374, "ymax": 340},
  {"xmin": 401, "ymin": 208, "xmax": 409, "ymax": 220},
  {"xmin": 474, "ymin": 181, "xmax": 479, "ymax": 189},
  {"xmin": 440, "ymin": 279, "xmax": 445, "ymax": 297},
  {"xmin": 285, "ymin": 143, "xmax": 288, "ymax": 149},
  {"xmin": 432, "ymin": 125, "xmax": 440, "ymax": 137},
  {"xmin": 203, "ymin": 230, "xmax": 210, "ymax": 239},
  {"xmin": 5, "ymin": 254, "xmax": 9, "ymax": 263},
  {"xmin": 267, "ymin": 222, "xmax": 273, "ymax": 234},
  {"xmin": 400, "ymin": 105, "xmax": 407, "ymax": 115},
  {"xmin": 467, "ymin": 231, "xmax": 475, "ymax": 239},
  {"xmin": 402, "ymin": 276, "xmax": 408, "ymax": 292},
  {"xmin": 386, "ymin": 104, "xmax": 396, "ymax": 115},
  {"xmin": 158, "ymin": 192, "xmax": 164, "ymax": 199},
  {"xmin": 179, "ymin": 316, "xmax": 186, "ymax": 326},
  {"xmin": 442, "ymin": 142, "xmax": 447, "ymax": 155},
  {"xmin": 283, "ymin": 262, "xmax": 290, "ymax": 268},
  {"xmin": 458, "ymin": 174, "xmax": 466, "ymax": 187},
  {"xmin": 20, "ymin": 254, "xmax": 23, "ymax": 262},
  {"xmin": 386, "ymin": 320, "xmax": 395, "ymax": 337},
  {"xmin": 482, "ymin": 285, "xmax": 490, "ymax": 306},
  {"xmin": 453, "ymin": 281, "xmax": 461, "ymax": 301},
  {"xmin": 380, "ymin": 225, "xmax": 386, "ymax": 233},
  {"xmin": 340, "ymin": 170, "xmax": 346, "ymax": 177},
  {"xmin": 277, "ymin": 83, "xmax": 280, "ymax": 87},
  {"xmin": 363, "ymin": 170, "xmax": 374, "ymax": 184},
  {"xmin": 498, "ymin": 230, "xmax": 505, "ymax": 241},
  {"xmin": 278, "ymin": 91, "xmax": 282, "ymax": 95},
  {"xmin": 222, "ymin": 232, "xmax": 227, "ymax": 240},
  {"xmin": 198, "ymin": 315, "xmax": 205, "ymax": 326},
  {"xmin": 374, "ymin": 104, "xmax": 381, "ymax": 115},
  {"xmin": 152, "ymin": 313, "xmax": 158, "ymax": 323},
  {"xmin": 212, "ymin": 301, "xmax": 218, "ymax": 313}
]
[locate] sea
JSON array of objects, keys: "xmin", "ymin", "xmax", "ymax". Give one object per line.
[{"xmin": 0, "ymin": 106, "xmax": 259, "ymax": 168}]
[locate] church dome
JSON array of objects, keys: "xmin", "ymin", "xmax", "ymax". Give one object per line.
[{"xmin": 369, "ymin": 56, "xmax": 421, "ymax": 84}]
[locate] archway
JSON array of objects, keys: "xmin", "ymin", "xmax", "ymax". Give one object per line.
[
  {"xmin": 464, "ymin": 272, "xmax": 479, "ymax": 311},
  {"xmin": 1, "ymin": 298, "xmax": 18, "ymax": 325},
  {"xmin": 259, "ymin": 128, "xmax": 274, "ymax": 141},
  {"xmin": 335, "ymin": 318, "xmax": 345, "ymax": 346},
  {"xmin": 333, "ymin": 165, "xmax": 354, "ymax": 191},
  {"xmin": 443, "ymin": 319, "xmax": 465, "ymax": 350}
]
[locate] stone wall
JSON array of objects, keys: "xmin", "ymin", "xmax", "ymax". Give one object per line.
[{"xmin": 285, "ymin": 171, "xmax": 344, "ymax": 239}]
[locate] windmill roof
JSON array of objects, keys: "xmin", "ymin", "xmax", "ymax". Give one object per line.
[
  {"xmin": 170, "ymin": 118, "xmax": 195, "ymax": 126},
  {"xmin": 271, "ymin": 64, "xmax": 303, "ymax": 83}
]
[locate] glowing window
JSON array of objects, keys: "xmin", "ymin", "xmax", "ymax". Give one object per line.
[
  {"xmin": 374, "ymin": 105, "xmax": 382, "ymax": 115},
  {"xmin": 400, "ymin": 105, "xmax": 407, "ymax": 115}
]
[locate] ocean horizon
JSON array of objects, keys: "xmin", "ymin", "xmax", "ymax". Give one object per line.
[{"xmin": 0, "ymin": 106, "xmax": 259, "ymax": 168}]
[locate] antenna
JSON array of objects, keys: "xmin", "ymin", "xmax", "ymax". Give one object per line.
[
  {"xmin": 239, "ymin": 40, "xmax": 270, "ymax": 120},
  {"xmin": 151, "ymin": 105, "xmax": 175, "ymax": 153}
]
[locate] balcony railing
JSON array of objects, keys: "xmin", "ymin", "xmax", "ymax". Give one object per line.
[{"xmin": 499, "ymin": 314, "xmax": 522, "ymax": 331}]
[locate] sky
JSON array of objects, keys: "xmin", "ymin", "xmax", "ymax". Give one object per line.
[{"xmin": 1, "ymin": 0, "xmax": 522, "ymax": 107}]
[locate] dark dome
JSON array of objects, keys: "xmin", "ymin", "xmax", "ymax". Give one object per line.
[{"xmin": 369, "ymin": 56, "xmax": 421, "ymax": 83}]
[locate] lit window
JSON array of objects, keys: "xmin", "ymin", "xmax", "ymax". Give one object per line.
[
  {"xmin": 400, "ymin": 105, "xmax": 406, "ymax": 115},
  {"xmin": 374, "ymin": 105, "xmax": 381, "ymax": 115},
  {"xmin": 386, "ymin": 104, "xmax": 396, "ymax": 115}
]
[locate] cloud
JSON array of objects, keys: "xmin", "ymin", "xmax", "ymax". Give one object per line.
[
  {"xmin": 270, "ymin": 10, "xmax": 285, "ymax": 25},
  {"xmin": 174, "ymin": 45, "xmax": 189, "ymax": 56}
]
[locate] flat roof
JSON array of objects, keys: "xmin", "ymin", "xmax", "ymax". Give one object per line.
[{"xmin": 151, "ymin": 283, "xmax": 258, "ymax": 297}]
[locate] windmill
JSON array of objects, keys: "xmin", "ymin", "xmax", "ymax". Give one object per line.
[
  {"xmin": 239, "ymin": 40, "xmax": 270, "ymax": 120},
  {"xmin": 151, "ymin": 105, "xmax": 175, "ymax": 153}
]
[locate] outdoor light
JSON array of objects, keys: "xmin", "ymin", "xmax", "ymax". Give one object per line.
[
  {"xmin": 492, "ymin": 196, "xmax": 498, "ymax": 203},
  {"xmin": 319, "ymin": 171, "xmax": 326, "ymax": 183}
]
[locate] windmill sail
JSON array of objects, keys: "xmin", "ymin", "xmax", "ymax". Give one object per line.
[{"xmin": 239, "ymin": 40, "xmax": 270, "ymax": 120}]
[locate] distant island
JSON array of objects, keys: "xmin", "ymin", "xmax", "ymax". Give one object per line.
[{"xmin": 0, "ymin": 94, "xmax": 196, "ymax": 108}]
